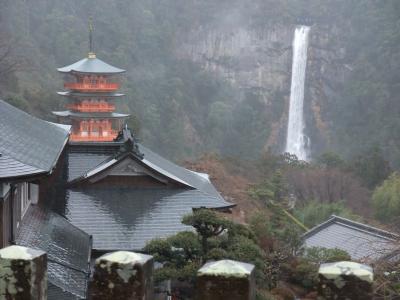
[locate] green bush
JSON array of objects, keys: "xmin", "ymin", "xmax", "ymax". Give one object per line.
[
  {"xmin": 303, "ymin": 247, "xmax": 351, "ymax": 264},
  {"xmin": 372, "ymin": 172, "xmax": 400, "ymax": 223},
  {"xmin": 145, "ymin": 209, "xmax": 267, "ymax": 286},
  {"xmin": 290, "ymin": 247, "xmax": 351, "ymax": 289},
  {"xmin": 294, "ymin": 200, "xmax": 361, "ymax": 228}
]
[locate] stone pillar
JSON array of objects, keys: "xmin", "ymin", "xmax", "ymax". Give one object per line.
[
  {"xmin": 0, "ymin": 245, "xmax": 47, "ymax": 300},
  {"xmin": 196, "ymin": 259, "xmax": 256, "ymax": 300},
  {"xmin": 90, "ymin": 251, "xmax": 153, "ymax": 300},
  {"xmin": 318, "ymin": 261, "xmax": 373, "ymax": 300}
]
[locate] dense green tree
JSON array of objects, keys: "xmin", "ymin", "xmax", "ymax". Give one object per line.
[
  {"xmin": 182, "ymin": 208, "xmax": 230, "ymax": 256},
  {"xmin": 316, "ymin": 152, "xmax": 345, "ymax": 169},
  {"xmin": 145, "ymin": 209, "xmax": 266, "ymax": 286},
  {"xmin": 294, "ymin": 201, "xmax": 361, "ymax": 228},
  {"xmin": 289, "ymin": 247, "xmax": 350, "ymax": 289},
  {"xmin": 250, "ymin": 170, "xmax": 288, "ymax": 203},
  {"xmin": 372, "ymin": 172, "xmax": 400, "ymax": 223},
  {"xmin": 143, "ymin": 231, "xmax": 202, "ymax": 282},
  {"xmin": 349, "ymin": 146, "xmax": 392, "ymax": 188}
]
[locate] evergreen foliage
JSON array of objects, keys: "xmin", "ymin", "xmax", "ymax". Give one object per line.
[
  {"xmin": 289, "ymin": 247, "xmax": 351, "ymax": 289},
  {"xmin": 294, "ymin": 201, "xmax": 361, "ymax": 228},
  {"xmin": 145, "ymin": 209, "xmax": 266, "ymax": 285},
  {"xmin": 372, "ymin": 172, "xmax": 400, "ymax": 223},
  {"xmin": 349, "ymin": 146, "xmax": 392, "ymax": 188}
]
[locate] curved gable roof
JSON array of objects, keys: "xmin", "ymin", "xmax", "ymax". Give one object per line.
[
  {"xmin": 69, "ymin": 143, "xmax": 226, "ymax": 202},
  {"xmin": 139, "ymin": 144, "xmax": 224, "ymax": 200}
]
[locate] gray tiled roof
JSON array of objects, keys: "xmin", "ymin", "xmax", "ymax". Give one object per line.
[
  {"xmin": 0, "ymin": 153, "xmax": 44, "ymax": 178},
  {"xmin": 57, "ymin": 57, "xmax": 125, "ymax": 74},
  {"xmin": 139, "ymin": 144, "xmax": 225, "ymax": 200},
  {"xmin": 48, "ymin": 283, "xmax": 81, "ymax": 300},
  {"xmin": 0, "ymin": 100, "xmax": 69, "ymax": 179},
  {"xmin": 68, "ymin": 142, "xmax": 226, "ymax": 201},
  {"xmin": 61, "ymin": 187, "xmax": 233, "ymax": 251},
  {"xmin": 56, "ymin": 131, "xmax": 234, "ymax": 252},
  {"xmin": 67, "ymin": 150, "xmax": 113, "ymax": 181},
  {"xmin": 16, "ymin": 205, "xmax": 91, "ymax": 299},
  {"xmin": 303, "ymin": 215, "xmax": 398, "ymax": 261}
]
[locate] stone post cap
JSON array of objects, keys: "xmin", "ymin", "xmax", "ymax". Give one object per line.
[
  {"xmin": 319, "ymin": 261, "xmax": 373, "ymax": 283},
  {"xmin": 197, "ymin": 259, "xmax": 255, "ymax": 278},
  {"xmin": 96, "ymin": 251, "xmax": 153, "ymax": 266},
  {"xmin": 0, "ymin": 245, "xmax": 46, "ymax": 261}
]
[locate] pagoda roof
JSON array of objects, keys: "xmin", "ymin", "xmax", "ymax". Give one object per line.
[
  {"xmin": 0, "ymin": 100, "xmax": 70, "ymax": 180},
  {"xmin": 57, "ymin": 57, "xmax": 125, "ymax": 74},
  {"xmin": 53, "ymin": 111, "xmax": 130, "ymax": 119},
  {"xmin": 57, "ymin": 91, "xmax": 125, "ymax": 98}
]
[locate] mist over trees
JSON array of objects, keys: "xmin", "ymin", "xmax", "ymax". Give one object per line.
[{"xmin": 1, "ymin": 0, "xmax": 400, "ymax": 166}]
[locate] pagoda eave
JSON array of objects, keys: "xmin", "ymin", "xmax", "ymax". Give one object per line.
[
  {"xmin": 57, "ymin": 91, "xmax": 125, "ymax": 98},
  {"xmin": 53, "ymin": 111, "xmax": 130, "ymax": 119},
  {"xmin": 67, "ymin": 70, "xmax": 126, "ymax": 75}
]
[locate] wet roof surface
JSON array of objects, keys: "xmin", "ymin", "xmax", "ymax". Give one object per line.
[
  {"xmin": 67, "ymin": 142, "xmax": 227, "ymax": 201},
  {"xmin": 16, "ymin": 205, "xmax": 91, "ymax": 299},
  {"xmin": 48, "ymin": 283, "xmax": 81, "ymax": 300},
  {"xmin": 0, "ymin": 100, "xmax": 69, "ymax": 179},
  {"xmin": 303, "ymin": 215, "xmax": 398, "ymax": 261},
  {"xmin": 0, "ymin": 153, "xmax": 44, "ymax": 178},
  {"xmin": 138, "ymin": 144, "xmax": 224, "ymax": 200},
  {"xmin": 61, "ymin": 187, "xmax": 232, "ymax": 251},
  {"xmin": 68, "ymin": 150, "xmax": 114, "ymax": 181},
  {"xmin": 49, "ymin": 136, "xmax": 233, "ymax": 252},
  {"xmin": 57, "ymin": 57, "xmax": 125, "ymax": 74}
]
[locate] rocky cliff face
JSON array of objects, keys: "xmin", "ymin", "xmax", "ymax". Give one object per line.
[
  {"xmin": 176, "ymin": 22, "xmax": 350, "ymax": 158},
  {"xmin": 178, "ymin": 24, "xmax": 293, "ymax": 95}
]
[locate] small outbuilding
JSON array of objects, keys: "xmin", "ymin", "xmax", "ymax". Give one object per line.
[{"xmin": 303, "ymin": 215, "xmax": 398, "ymax": 261}]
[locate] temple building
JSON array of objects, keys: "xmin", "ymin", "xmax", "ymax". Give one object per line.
[
  {"xmin": 0, "ymin": 25, "xmax": 235, "ymax": 299},
  {"xmin": 53, "ymin": 26, "xmax": 128, "ymax": 142},
  {"xmin": 48, "ymin": 128, "xmax": 235, "ymax": 254},
  {"xmin": 46, "ymin": 24, "xmax": 235, "ymax": 259}
]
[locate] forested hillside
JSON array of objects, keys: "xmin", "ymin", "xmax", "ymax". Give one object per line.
[{"xmin": 1, "ymin": 0, "xmax": 400, "ymax": 166}]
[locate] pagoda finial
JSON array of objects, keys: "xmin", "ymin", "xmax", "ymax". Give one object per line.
[{"xmin": 88, "ymin": 16, "xmax": 96, "ymax": 59}]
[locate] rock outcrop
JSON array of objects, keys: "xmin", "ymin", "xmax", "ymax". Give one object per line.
[{"xmin": 176, "ymin": 21, "xmax": 350, "ymax": 158}]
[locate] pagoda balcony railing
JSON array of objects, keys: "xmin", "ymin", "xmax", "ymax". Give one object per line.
[
  {"xmin": 67, "ymin": 103, "xmax": 115, "ymax": 112},
  {"xmin": 64, "ymin": 82, "xmax": 120, "ymax": 91},
  {"xmin": 70, "ymin": 130, "xmax": 119, "ymax": 142}
]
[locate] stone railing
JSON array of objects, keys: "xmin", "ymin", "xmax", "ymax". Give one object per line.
[{"xmin": 0, "ymin": 245, "xmax": 374, "ymax": 300}]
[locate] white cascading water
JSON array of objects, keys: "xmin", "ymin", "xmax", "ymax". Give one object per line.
[{"xmin": 285, "ymin": 25, "xmax": 310, "ymax": 161}]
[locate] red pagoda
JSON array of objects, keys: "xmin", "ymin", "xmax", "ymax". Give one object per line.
[{"xmin": 53, "ymin": 23, "xmax": 129, "ymax": 142}]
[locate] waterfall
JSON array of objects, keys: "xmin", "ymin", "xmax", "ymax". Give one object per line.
[{"xmin": 285, "ymin": 25, "xmax": 310, "ymax": 161}]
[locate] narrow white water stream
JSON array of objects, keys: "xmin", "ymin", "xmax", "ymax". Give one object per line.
[{"xmin": 285, "ymin": 26, "xmax": 310, "ymax": 161}]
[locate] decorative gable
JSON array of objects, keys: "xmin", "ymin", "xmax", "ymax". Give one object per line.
[{"xmin": 85, "ymin": 155, "xmax": 169, "ymax": 186}]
